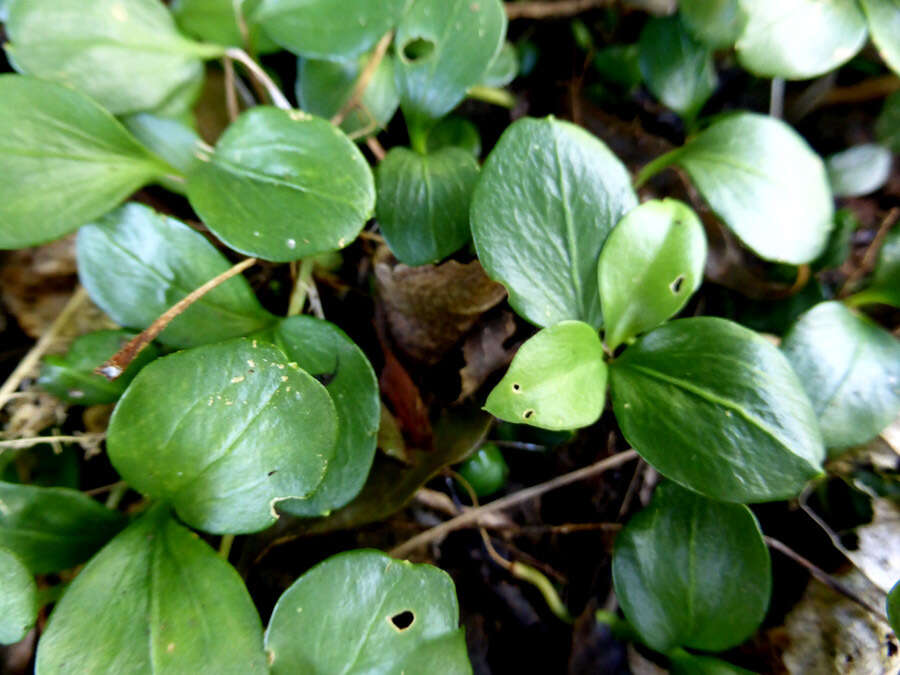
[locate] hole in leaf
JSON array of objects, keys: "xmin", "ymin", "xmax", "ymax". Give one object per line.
[
  {"xmin": 401, "ymin": 38, "xmax": 436, "ymax": 62},
  {"xmin": 389, "ymin": 610, "xmax": 415, "ymax": 631},
  {"xmin": 512, "ymin": 383, "xmax": 521, "ymax": 392},
  {"xmin": 523, "ymin": 409, "xmax": 535, "ymax": 420},
  {"xmin": 670, "ymin": 275, "xmax": 685, "ymax": 293}
]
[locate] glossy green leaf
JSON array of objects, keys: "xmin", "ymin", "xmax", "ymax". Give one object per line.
[
  {"xmin": 268, "ymin": 316, "xmax": 380, "ymax": 518},
  {"xmin": 36, "ymin": 505, "xmax": 266, "ymax": 674},
  {"xmin": 395, "ymin": 0, "xmax": 507, "ymax": 126},
  {"xmin": 38, "ymin": 330, "xmax": 159, "ymax": 405},
  {"xmin": 481, "ymin": 41, "xmax": 519, "ymax": 87},
  {"xmin": 472, "ymin": 116, "xmax": 638, "ymax": 328},
  {"xmin": 376, "ymin": 147, "xmax": 480, "ymax": 266},
  {"xmin": 610, "ymin": 317, "xmax": 825, "ymax": 502},
  {"xmin": 77, "ymin": 203, "xmax": 275, "ymax": 348},
  {"xmin": 593, "ymin": 45, "xmax": 642, "ymax": 90},
  {"xmin": 668, "ymin": 650, "xmax": 756, "ymax": 675},
  {"xmin": 107, "ymin": 339, "xmax": 337, "ymax": 534},
  {"xmin": 613, "ymin": 482, "xmax": 771, "ymax": 652},
  {"xmin": 426, "ymin": 116, "xmax": 482, "ymax": 157},
  {"xmin": 860, "ymin": 0, "xmax": 900, "ymax": 76},
  {"xmin": 0, "ymin": 548, "xmax": 36, "ymax": 646},
  {"xmin": 186, "ymin": 106, "xmax": 375, "ymax": 262},
  {"xmin": 889, "ymin": 579, "xmax": 900, "ymax": 635},
  {"xmin": 849, "ymin": 225, "xmax": 900, "ymax": 307},
  {"xmin": 456, "ymin": 443, "xmax": 509, "ymax": 497},
  {"xmin": 679, "ymin": 0, "xmax": 747, "ymax": 48},
  {"xmin": 122, "ymin": 113, "xmax": 203, "ymax": 191},
  {"xmin": 877, "ymin": 91, "xmax": 900, "ymax": 152},
  {"xmin": 782, "ymin": 301, "xmax": 900, "ymax": 451},
  {"xmin": 826, "ymin": 144, "xmax": 892, "ymax": 197},
  {"xmin": 0, "ymin": 482, "xmax": 127, "ymax": 574},
  {"xmin": 735, "ymin": 0, "xmax": 867, "ymax": 79},
  {"xmin": 172, "ymin": 0, "xmax": 277, "ymax": 53},
  {"xmin": 598, "ymin": 199, "xmax": 707, "ymax": 351},
  {"xmin": 0, "ymin": 76, "xmax": 170, "ymax": 249},
  {"xmin": 265, "ymin": 549, "xmax": 471, "ymax": 675},
  {"xmin": 639, "ymin": 113, "xmax": 833, "ymax": 265},
  {"xmin": 638, "ymin": 16, "xmax": 716, "ymax": 121},
  {"xmin": 486, "ymin": 321, "xmax": 607, "ymax": 431},
  {"xmin": 297, "ymin": 53, "xmax": 399, "ymax": 138},
  {"xmin": 254, "ymin": 0, "xmax": 406, "ymax": 58},
  {"xmin": 5, "ymin": 0, "xmax": 223, "ymax": 115}
]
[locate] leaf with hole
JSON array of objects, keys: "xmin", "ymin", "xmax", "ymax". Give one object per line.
[
  {"xmin": 107, "ymin": 339, "xmax": 337, "ymax": 534},
  {"xmin": 486, "ymin": 321, "xmax": 607, "ymax": 431},
  {"xmin": 613, "ymin": 482, "xmax": 771, "ymax": 653},
  {"xmin": 735, "ymin": 0, "xmax": 867, "ymax": 79},
  {"xmin": 122, "ymin": 113, "xmax": 203, "ymax": 194},
  {"xmin": 186, "ymin": 106, "xmax": 375, "ymax": 262},
  {"xmin": 610, "ymin": 317, "xmax": 825, "ymax": 502},
  {"xmin": 782, "ymin": 301, "xmax": 900, "ymax": 451},
  {"xmin": 0, "ymin": 76, "xmax": 171, "ymax": 250},
  {"xmin": 38, "ymin": 330, "xmax": 160, "ymax": 405},
  {"xmin": 0, "ymin": 482, "xmax": 127, "ymax": 574},
  {"xmin": 266, "ymin": 316, "xmax": 380, "ymax": 518},
  {"xmin": 638, "ymin": 16, "xmax": 716, "ymax": 121},
  {"xmin": 0, "ymin": 548, "xmax": 36, "ymax": 646},
  {"xmin": 598, "ymin": 199, "xmax": 707, "ymax": 351},
  {"xmin": 472, "ymin": 116, "xmax": 638, "ymax": 328},
  {"xmin": 254, "ymin": 0, "xmax": 406, "ymax": 59},
  {"xmin": 859, "ymin": 0, "xmax": 900, "ymax": 77},
  {"xmin": 265, "ymin": 549, "xmax": 471, "ymax": 674},
  {"xmin": 849, "ymin": 225, "xmax": 900, "ymax": 308},
  {"xmin": 36, "ymin": 505, "xmax": 267, "ymax": 674},
  {"xmin": 77, "ymin": 203, "xmax": 275, "ymax": 348},
  {"xmin": 172, "ymin": 0, "xmax": 278, "ymax": 53},
  {"xmin": 639, "ymin": 113, "xmax": 833, "ymax": 265},
  {"xmin": 678, "ymin": 0, "xmax": 747, "ymax": 48},
  {"xmin": 826, "ymin": 144, "xmax": 892, "ymax": 197},
  {"xmin": 376, "ymin": 146, "xmax": 480, "ymax": 266},
  {"xmin": 5, "ymin": 0, "xmax": 224, "ymax": 115}
]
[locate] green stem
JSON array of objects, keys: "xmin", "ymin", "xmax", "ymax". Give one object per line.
[
  {"xmin": 287, "ymin": 258, "xmax": 316, "ymax": 316},
  {"xmin": 843, "ymin": 289, "xmax": 887, "ymax": 308},
  {"xmin": 219, "ymin": 534, "xmax": 235, "ymax": 560},
  {"xmin": 511, "ymin": 562, "xmax": 573, "ymax": 623},
  {"xmin": 105, "ymin": 482, "xmax": 128, "ymax": 510},
  {"xmin": 594, "ymin": 610, "xmax": 642, "ymax": 643},
  {"xmin": 634, "ymin": 149, "xmax": 679, "ymax": 189},
  {"xmin": 467, "ymin": 85, "xmax": 517, "ymax": 109}
]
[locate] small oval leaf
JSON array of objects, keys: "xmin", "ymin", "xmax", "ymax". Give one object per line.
[
  {"xmin": 826, "ymin": 143, "xmax": 893, "ymax": 198},
  {"xmin": 0, "ymin": 548, "xmax": 37, "ymax": 646},
  {"xmin": 859, "ymin": 0, "xmax": 900, "ymax": 77},
  {"xmin": 679, "ymin": 0, "xmax": 747, "ymax": 49}
]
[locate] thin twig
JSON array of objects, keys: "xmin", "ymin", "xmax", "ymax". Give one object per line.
[
  {"xmin": 83, "ymin": 480, "xmax": 127, "ymax": 497},
  {"xmin": 505, "ymin": 0, "xmax": 614, "ymax": 19},
  {"xmin": 0, "ymin": 433, "xmax": 105, "ymax": 452},
  {"xmin": 97, "ymin": 258, "xmax": 257, "ymax": 380},
  {"xmin": 769, "ymin": 78, "xmax": 785, "ymax": 119},
  {"xmin": 823, "ymin": 74, "xmax": 900, "ymax": 106},
  {"xmin": 332, "ymin": 31, "xmax": 393, "ymax": 126},
  {"xmin": 223, "ymin": 56, "xmax": 240, "ymax": 122},
  {"xmin": 225, "ymin": 48, "xmax": 292, "ymax": 110},
  {"xmin": 232, "ymin": 0, "xmax": 250, "ymax": 48},
  {"xmin": 365, "ymin": 136, "xmax": 387, "ymax": 162},
  {"xmin": 839, "ymin": 207, "xmax": 899, "ymax": 298}
]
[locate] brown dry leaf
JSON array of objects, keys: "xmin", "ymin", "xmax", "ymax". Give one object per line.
[
  {"xmin": 376, "ymin": 402, "xmax": 413, "ymax": 464},
  {"xmin": 374, "ymin": 248, "xmax": 507, "ymax": 364},
  {"xmin": 457, "ymin": 311, "xmax": 517, "ymax": 402},
  {"xmin": 378, "ymin": 325, "xmax": 432, "ymax": 449},
  {"xmin": 845, "ymin": 499, "xmax": 900, "ymax": 594}
]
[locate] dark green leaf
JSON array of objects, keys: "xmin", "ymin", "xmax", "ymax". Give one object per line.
[
  {"xmin": 172, "ymin": 0, "xmax": 277, "ymax": 53},
  {"xmin": 0, "ymin": 76, "xmax": 170, "ymax": 249},
  {"xmin": 639, "ymin": 113, "xmax": 833, "ymax": 265},
  {"xmin": 481, "ymin": 42, "xmax": 519, "ymax": 88},
  {"xmin": 782, "ymin": 301, "xmax": 900, "ymax": 451},
  {"xmin": 613, "ymin": 482, "xmax": 771, "ymax": 652},
  {"xmin": 860, "ymin": 0, "xmax": 900, "ymax": 76},
  {"xmin": 826, "ymin": 144, "xmax": 892, "ymax": 197},
  {"xmin": 610, "ymin": 317, "xmax": 825, "ymax": 502},
  {"xmin": 679, "ymin": 0, "xmax": 747, "ymax": 48},
  {"xmin": 486, "ymin": 321, "xmax": 607, "ymax": 431},
  {"xmin": 889, "ymin": 579, "xmax": 900, "ymax": 635},
  {"xmin": 472, "ymin": 116, "xmax": 637, "ymax": 328},
  {"xmin": 669, "ymin": 650, "xmax": 756, "ymax": 675},
  {"xmin": 265, "ymin": 549, "xmax": 471, "ymax": 675},
  {"xmin": 593, "ymin": 45, "xmax": 642, "ymax": 90},
  {"xmin": 813, "ymin": 208, "xmax": 858, "ymax": 271},
  {"xmin": 186, "ymin": 106, "xmax": 375, "ymax": 262},
  {"xmin": 456, "ymin": 443, "xmax": 509, "ymax": 497},
  {"xmin": 268, "ymin": 316, "xmax": 380, "ymax": 518},
  {"xmin": 254, "ymin": 0, "xmax": 406, "ymax": 58},
  {"xmin": 36, "ymin": 505, "xmax": 267, "ymax": 674},
  {"xmin": 850, "ymin": 225, "xmax": 900, "ymax": 307},
  {"xmin": 0, "ymin": 482, "xmax": 127, "ymax": 574},
  {"xmin": 121, "ymin": 113, "xmax": 203, "ymax": 193},
  {"xmin": 638, "ymin": 16, "xmax": 716, "ymax": 121},
  {"xmin": 877, "ymin": 92, "xmax": 900, "ymax": 152},
  {"xmin": 38, "ymin": 330, "xmax": 160, "ymax": 405},
  {"xmin": 77, "ymin": 203, "xmax": 275, "ymax": 348},
  {"xmin": 426, "ymin": 116, "xmax": 482, "ymax": 158},
  {"xmin": 0, "ymin": 548, "xmax": 36, "ymax": 646},
  {"xmin": 107, "ymin": 339, "xmax": 337, "ymax": 534},
  {"xmin": 598, "ymin": 199, "xmax": 707, "ymax": 351},
  {"xmin": 376, "ymin": 146, "xmax": 480, "ymax": 266},
  {"xmin": 5, "ymin": 0, "xmax": 223, "ymax": 115}
]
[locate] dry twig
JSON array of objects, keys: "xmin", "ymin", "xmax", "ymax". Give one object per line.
[{"xmin": 505, "ymin": 0, "xmax": 614, "ymax": 19}]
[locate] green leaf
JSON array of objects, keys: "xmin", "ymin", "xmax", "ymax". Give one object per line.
[
  {"xmin": 0, "ymin": 548, "xmax": 36, "ymax": 646},
  {"xmin": 735, "ymin": 0, "xmax": 867, "ymax": 79},
  {"xmin": 38, "ymin": 330, "xmax": 160, "ymax": 405},
  {"xmin": 638, "ymin": 16, "xmax": 716, "ymax": 121},
  {"xmin": 254, "ymin": 0, "xmax": 406, "ymax": 59},
  {"xmin": 593, "ymin": 45, "xmax": 643, "ymax": 90},
  {"xmin": 121, "ymin": 113, "xmax": 203, "ymax": 192},
  {"xmin": 877, "ymin": 91, "xmax": 900, "ymax": 152},
  {"xmin": 485, "ymin": 321, "xmax": 607, "ymax": 431},
  {"xmin": 889, "ymin": 579, "xmax": 900, "ymax": 635},
  {"xmin": 849, "ymin": 225, "xmax": 900, "ymax": 307},
  {"xmin": 782, "ymin": 301, "xmax": 900, "ymax": 451},
  {"xmin": 612, "ymin": 482, "xmax": 771, "ymax": 653},
  {"xmin": 376, "ymin": 147, "xmax": 480, "ymax": 266},
  {"xmin": 267, "ymin": 316, "xmax": 380, "ymax": 518},
  {"xmin": 610, "ymin": 317, "xmax": 825, "ymax": 502},
  {"xmin": 426, "ymin": 116, "xmax": 483, "ymax": 158},
  {"xmin": 107, "ymin": 339, "xmax": 337, "ymax": 534},
  {"xmin": 172, "ymin": 0, "xmax": 277, "ymax": 53},
  {"xmin": 456, "ymin": 443, "xmax": 509, "ymax": 497},
  {"xmin": 296, "ymin": 53, "xmax": 400, "ymax": 139},
  {"xmin": 186, "ymin": 106, "xmax": 375, "ymax": 262},
  {"xmin": 0, "ymin": 482, "xmax": 127, "ymax": 574},
  {"xmin": 598, "ymin": 199, "xmax": 707, "ymax": 351},
  {"xmin": 472, "ymin": 116, "xmax": 638, "ymax": 328},
  {"xmin": 36, "ymin": 505, "xmax": 267, "ymax": 674},
  {"xmin": 860, "ymin": 0, "xmax": 900, "ymax": 76},
  {"xmin": 0, "ymin": 76, "xmax": 170, "ymax": 250},
  {"xmin": 5, "ymin": 0, "xmax": 223, "ymax": 115},
  {"xmin": 679, "ymin": 0, "xmax": 747, "ymax": 49},
  {"xmin": 668, "ymin": 650, "xmax": 756, "ymax": 675},
  {"xmin": 77, "ymin": 203, "xmax": 275, "ymax": 348},
  {"xmin": 826, "ymin": 144, "xmax": 892, "ymax": 197},
  {"xmin": 395, "ymin": 0, "xmax": 507, "ymax": 125},
  {"xmin": 813, "ymin": 207, "xmax": 858, "ymax": 271},
  {"xmin": 481, "ymin": 41, "xmax": 519, "ymax": 88},
  {"xmin": 639, "ymin": 113, "xmax": 833, "ymax": 265},
  {"xmin": 265, "ymin": 549, "xmax": 471, "ymax": 675}
]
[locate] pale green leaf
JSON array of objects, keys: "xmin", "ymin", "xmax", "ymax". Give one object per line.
[
  {"xmin": 172, "ymin": 0, "xmax": 278, "ymax": 53},
  {"xmin": 679, "ymin": 0, "xmax": 747, "ymax": 48},
  {"xmin": 0, "ymin": 548, "xmax": 36, "ymax": 646},
  {"xmin": 860, "ymin": 0, "xmax": 900, "ymax": 76},
  {"xmin": 826, "ymin": 143, "xmax": 892, "ymax": 197}
]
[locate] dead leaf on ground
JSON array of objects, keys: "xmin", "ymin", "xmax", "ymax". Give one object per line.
[{"xmin": 456, "ymin": 311, "xmax": 518, "ymax": 402}]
